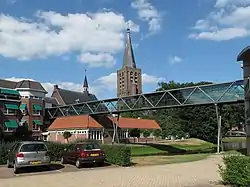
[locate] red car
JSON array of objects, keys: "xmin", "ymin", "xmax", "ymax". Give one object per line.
[{"xmin": 61, "ymin": 142, "xmax": 105, "ymax": 168}]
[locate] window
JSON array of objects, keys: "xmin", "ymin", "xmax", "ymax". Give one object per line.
[
  {"xmin": 33, "ymin": 110, "xmax": 40, "ymax": 115},
  {"xmin": 20, "ymin": 104, "xmax": 27, "ymax": 115},
  {"xmin": 32, "ymin": 124, "xmax": 40, "ymax": 131},
  {"xmin": 20, "ymin": 143, "xmax": 47, "ymax": 152},
  {"xmin": 79, "ymin": 143, "xmax": 101, "ymax": 150},
  {"xmin": 3, "ymin": 104, "xmax": 19, "ymax": 115},
  {"xmin": 33, "ymin": 104, "xmax": 42, "ymax": 115},
  {"xmin": 4, "ymin": 120, "xmax": 18, "ymax": 131},
  {"xmin": 4, "ymin": 108, "xmax": 16, "ymax": 115},
  {"xmin": 88, "ymin": 130, "xmax": 102, "ymax": 140},
  {"xmin": 32, "ymin": 120, "xmax": 42, "ymax": 131},
  {"xmin": 4, "ymin": 127, "xmax": 16, "ymax": 131}
]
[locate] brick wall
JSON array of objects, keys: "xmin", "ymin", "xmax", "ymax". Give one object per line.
[{"xmin": 21, "ymin": 98, "xmax": 44, "ymax": 137}]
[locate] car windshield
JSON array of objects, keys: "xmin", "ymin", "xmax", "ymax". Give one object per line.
[
  {"xmin": 20, "ymin": 143, "xmax": 47, "ymax": 152},
  {"xmin": 80, "ymin": 143, "xmax": 100, "ymax": 150}
]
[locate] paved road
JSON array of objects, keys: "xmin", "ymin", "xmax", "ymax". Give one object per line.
[{"xmin": 0, "ymin": 155, "xmax": 223, "ymax": 187}]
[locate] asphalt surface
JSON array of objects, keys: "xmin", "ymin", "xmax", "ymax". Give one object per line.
[{"xmin": 0, "ymin": 162, "xmax": 114, "ymax": 178}]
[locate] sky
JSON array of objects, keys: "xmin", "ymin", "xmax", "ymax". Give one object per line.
[{"xmin": 0, "ymin": 0, "xmax": 248, "ymax": 99}]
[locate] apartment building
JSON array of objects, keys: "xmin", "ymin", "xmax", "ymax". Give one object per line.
[{"xmin": 0, "ymin": 79, "xmax": 47, "ymax": 140}]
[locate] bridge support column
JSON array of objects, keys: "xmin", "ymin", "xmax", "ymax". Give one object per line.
[
  {"xmin": 215, "ymin": 103, "xmax": 222, "ymax": 153},
  {"xmin": 111, "ymin": 113, "xmax": 120, "ymax": 144},
  {"xmin": 237, "ymin": 46, "xmax": 250, "ymax": 156}
]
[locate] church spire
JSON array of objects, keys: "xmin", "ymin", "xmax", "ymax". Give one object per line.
[
  {"xmin": 83, "ymin": 69, "xmax": 88, "ymax": 92},
  {"xmin": 122, "ymin": 26, "xmax": 136, "ymax": 68}
]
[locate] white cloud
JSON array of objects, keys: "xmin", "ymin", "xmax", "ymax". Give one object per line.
[
  {"xmin": 190, "ymin": 0, "xmax": 250, "ymax": 41},
  {"xmin": 169, "ymin": 56, "xmax": 183, "ymax": 64},
  {"xmin": 215, "ymin": 0, "xmax": 250, "ymax": 8},
  {"xmin": 131, "ymin": 0, "xmax": 162, "ymax": 35},
  {"xmin": 5, "ymin": 73, "xmax": 165, "ymax": 98},
  {"xmin": 0, "ymin": 10, "xmax": 139, "ymax": 67},
  {"xmin": 77, "ymin": 52, "xmax": 116, "ymax": 68}
]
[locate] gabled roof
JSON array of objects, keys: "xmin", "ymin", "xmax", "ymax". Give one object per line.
[
  {"xmin": 112, "ymin": 117, "xmax": 161, "ymax": 129},
  {"xmin": 0, "ymin": 79, "xmax": 16, "ymax": 89},
  {"xmin": 16, "ymin": 80, "xmax": 47, "ymax": 93},
  {"xmin": 56, "ymin": 88, "xmax": 98, "ymax": 105},
  {"xmin": 0, "ymin": 79, "xmax": 46, "ymax": 93},
  {"xmin": 48, "ymin": 115, "xmax": 161, "ymax": 130},
  {"xmin": 48, "ymin": 115, "xmax": 102, "ymax": 130},
  {"xmin": 45, "ymin": 97, "xmax": 59, "ymax": 106},
  {"xmin": 122, "ymin": 28, "xmax": 136, "ymax": 68}
]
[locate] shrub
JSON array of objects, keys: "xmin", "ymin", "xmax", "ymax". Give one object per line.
[
  {"xmin": 101, "ymin": 144, "xmax": 131, "ymax": 166},
  {"xmin": 45, "ymin": 141, "xmax": 70, "ymax": 161},
  {"xmin": 0, "ymin": 142, "xmax": 17, "ymax": 165},
  {"xmin": 0, "ymin": 141, "xmax": 131, "ymax": 167},
  {"xmin": 219, "ymin": 155, "xmax": 250, "ymax": 187}
]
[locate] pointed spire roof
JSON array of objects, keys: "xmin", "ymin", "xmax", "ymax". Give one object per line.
[
  {"xmin": 83, "ymin": 69, "xmax": 88, "ymax": 92},
  {"xmin": 122, "ymin": 27, "xmax": 136, "ymax": 68}
]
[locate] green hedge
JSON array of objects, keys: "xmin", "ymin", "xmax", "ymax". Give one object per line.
[
  {"xmin": 0, "ymin": 142, "xmax": 17, "ymax": 165},
  {"xmin": 0, "ymin": 141, "xmax": 131, "ymax": 167},
  {"xmin": 101, "ymin": 144, "xmax": 131, "ymax": 166},
  {"xmin": 219, "ymin": 155, "xmax": 250, "ymax": 187}
]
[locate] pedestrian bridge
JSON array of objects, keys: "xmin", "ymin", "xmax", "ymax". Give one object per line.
[{"xmin": 45, "ymin": 79, "xmax": 244, "ymax": 118}]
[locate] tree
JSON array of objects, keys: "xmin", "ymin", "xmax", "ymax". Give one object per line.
[
  {"xmin": 142, "ymin": 129, "xmax": 151, "ymax": 138},
  {"xmin": 63, "ymin": 131, "xmax": 72, "ymax": 143},
  {"xmin": 122, "ymin": 80, "xmax": 244, "ymax": 143},
  {"xmin": 14, "ymin": 126, "xmax": 32, "ymax": 141},
  {"xmin": 129, "ymin": 128, "xmax": 140, "ymax": 138},
  {"xmin": 153, "ymin": 129, "xmax": 162, "ymax": 138}
]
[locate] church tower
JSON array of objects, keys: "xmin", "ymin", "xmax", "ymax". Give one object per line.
[
  {"xmin": 83, "ymin": 69, "xmax": 89, "ymax": 93},
  {"xmin": 117, "ymin": 28, "xmax": 142, "ymax": 97}
]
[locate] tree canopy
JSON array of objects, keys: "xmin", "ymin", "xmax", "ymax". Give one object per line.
[{"xmin": 123, "ymin": 80, "xmax": 244, "ymax": 143}]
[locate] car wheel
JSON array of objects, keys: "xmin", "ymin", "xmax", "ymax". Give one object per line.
[
  {"xmin": 75, "ymin": 159, "xmax": 82, "ymax": 168},
  {"xmin": 13, "ymin": 163, "xmax": 19, "ymax": 174},
  {"xmin": 6, "ymin": 160, "xmax": 12, "ymax": 168}
]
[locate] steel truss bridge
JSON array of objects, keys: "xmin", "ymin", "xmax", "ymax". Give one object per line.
[{"xmin": 46, "ymin": 79, "xmax": 244, "ymax": 119}]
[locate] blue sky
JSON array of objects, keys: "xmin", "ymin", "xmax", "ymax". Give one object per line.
[{"xmin": 0, "ymin": 0, "xmax": 247, "ymax": 99}]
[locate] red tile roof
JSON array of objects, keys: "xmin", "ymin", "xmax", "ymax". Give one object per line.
[
  {"xmin": 48, "ymin": 115, "xmax": 102, "ymax": 130},
  {"xmin": 48, "ymin": 115, "xmax": 160, "ymax": 130},
  {"xmin": 113, "ymin": 117, "xmax": 160, "ymax": 129}
]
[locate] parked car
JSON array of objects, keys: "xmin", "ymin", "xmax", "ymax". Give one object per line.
[
  {"xmin": 61, "ymin": 142, "xmax": 105, "ymax": 168},
  {"xmin": 6, "ymin": 141, "xmax": 51, "ymax": 174}
]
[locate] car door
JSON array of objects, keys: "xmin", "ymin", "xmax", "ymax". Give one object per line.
[
  {"xmin": 69, "ymin": 144, "xmax": 79, "ymax": 162},
  {"xmin": 66, "ymin": 144, "xmax": 76, "ymax": 162},
  {"xmin": 63, "ymin": 145, "xmax": 72, "ymax": 162}
]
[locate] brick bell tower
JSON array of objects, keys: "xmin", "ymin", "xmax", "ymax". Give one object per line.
[{"xmin": 117, "ymin": 28, "xmax": 142, "ymax": 97}]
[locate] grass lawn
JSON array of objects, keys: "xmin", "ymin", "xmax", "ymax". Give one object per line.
[
  {"xmin": 132, "ymin": 153, "xmax": 210, "ymax": 166},
  {"xmin": 130, "ymin": 138, "xmax": 216, "ymax": 156},
  {"xmin": 131, "ymin": 146, "xmax": 166, "ymax": 156}
]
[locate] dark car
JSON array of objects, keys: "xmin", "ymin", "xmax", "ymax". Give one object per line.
[
  {"xmin": 6, "ymin": 141, "xmax": 51, "ymax": 174},
  {"xmin": 61, "ymin": 142, "xmax": 105, "ymax": 168}
]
